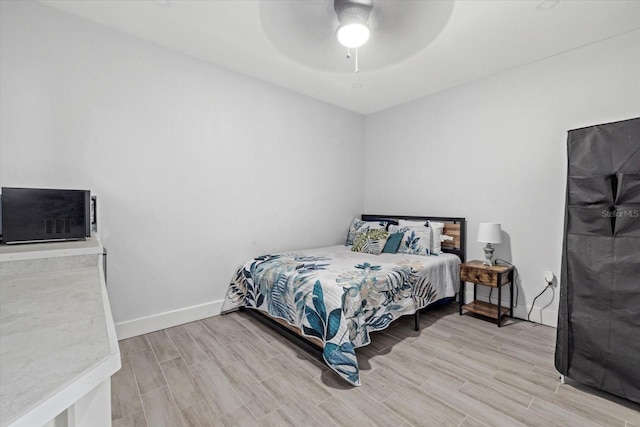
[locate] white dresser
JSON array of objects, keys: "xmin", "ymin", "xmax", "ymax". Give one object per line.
[{"xmin": 0, "ymin": 236, "xmax": 120, "ymax": 427}]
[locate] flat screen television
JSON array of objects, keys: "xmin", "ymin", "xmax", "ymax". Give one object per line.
[{"xmin": 1, "ymin": 187, "xmax": 91, "ymax": 244}]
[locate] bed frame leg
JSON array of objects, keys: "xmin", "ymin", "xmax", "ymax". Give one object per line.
[
  {"xmin": 560, "ymin": 374, "xmax": 565, "ymax": 384},
  {"xmin": 414, "ymin": 311, "xmax": 420, "ymax": 331}
]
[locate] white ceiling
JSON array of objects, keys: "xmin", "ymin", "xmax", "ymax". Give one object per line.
[{"xmin": 39, "ymin": 0, "xmax": 640, "ymax": 115}]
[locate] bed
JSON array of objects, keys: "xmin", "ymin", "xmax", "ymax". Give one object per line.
[{"xmin": 221, "ymin": 215, "xmax": 466, "ymax": 386}]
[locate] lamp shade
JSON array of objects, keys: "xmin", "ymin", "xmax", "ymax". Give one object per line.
[{"xmin": 477, "ymin": 223, "xmax": 502, "ymax": 244}]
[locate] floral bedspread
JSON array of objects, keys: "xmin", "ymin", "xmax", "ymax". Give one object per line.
[{"xmin": 221, "ymin": 245, "xmax": 460, "ymax": 386}]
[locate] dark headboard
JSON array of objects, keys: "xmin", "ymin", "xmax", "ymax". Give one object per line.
[{"xmin": 361, "ymin": 214, "xmax": 466, "ymax": 262}]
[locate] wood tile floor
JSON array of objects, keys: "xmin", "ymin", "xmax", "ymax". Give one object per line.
[{"xmin": 112, "ymin": 304, "xmax": 640, "ymax": 426}]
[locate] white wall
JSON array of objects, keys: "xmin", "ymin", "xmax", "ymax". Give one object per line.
[
  {"xmin": 0, "ymin": 1, "xmax": 365, "ymax": 338},
  {"xmin": 364, "ymin": 30, "xmax": 640, "ymax": 326}
]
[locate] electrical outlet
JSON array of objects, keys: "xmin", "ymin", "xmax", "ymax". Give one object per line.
[{"xmin": 544, "ymin": 271, "xmax": 554, "ymax": 286}]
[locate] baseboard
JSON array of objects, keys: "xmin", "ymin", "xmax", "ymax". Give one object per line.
[
  {"xmin": 115, "ymin": 300, "xmax": 224, "ymax": 340},
  {"xmin": 523, "ymin": 305, "xmax": 558, "ymax": 328},
  {"xmin": 117, "ymin": 294, "xmax": 558, "ymax": 340}
]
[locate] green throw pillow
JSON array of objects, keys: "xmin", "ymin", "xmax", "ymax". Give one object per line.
[{"xmin": 352, "ymin": 229, "xmax": 390, "ymax": 255}]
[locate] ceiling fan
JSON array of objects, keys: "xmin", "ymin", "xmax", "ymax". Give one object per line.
[
  {"xmin": 334, "ymin": 0, "xmax": 373, "ymax": 72},
  {"xmin": 259, "ymin": 0, "xmax": 454, "ymax": 74}
]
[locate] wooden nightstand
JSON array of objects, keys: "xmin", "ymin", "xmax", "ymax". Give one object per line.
[{"xmin": 459, "ymin": 260, "xmax": 514, "ymax": 327}]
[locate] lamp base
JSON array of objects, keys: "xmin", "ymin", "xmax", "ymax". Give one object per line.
[{"xmin": 483, "ymin": 243, "xmax": 495, "ymax": 266}]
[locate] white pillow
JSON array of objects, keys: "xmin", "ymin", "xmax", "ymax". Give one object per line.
[
  {"xmin": 398, "ymin": 219, "xmax": 428, "ymax": 227},
  {"xmin": 397, "ymin": 219, "xmax": 444, "ymax": 254},
  {"xmin": 428, "ymin": 221, "xmax": 445, "ymax": 255},
  {"xmin": 389, "ymin": 224, "xmax": 432, "ymax": 256}
]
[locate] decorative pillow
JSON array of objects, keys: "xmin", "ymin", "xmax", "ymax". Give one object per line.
[
  {"xmin": 345, "ymin": 218, "xmax": 388, "ymax": 246},
  {"xmin": 428, "ymin": 221, "xmax": 445, "ymax": 255},
  {"xmin": 351, "ymin": 229, "xmax": 390, "ymax": 255},
  {"xmin": 389, "ymin": 224, "xmax": 432, "ymax": 256},
  {"xmin": 382, "ymin": 232, "xmax": 404, "ymax": 254}
]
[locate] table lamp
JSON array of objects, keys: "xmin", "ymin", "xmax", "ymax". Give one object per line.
[{"xmin": 477, "ymin": 223, "xmax": 502, "ymax": 266}]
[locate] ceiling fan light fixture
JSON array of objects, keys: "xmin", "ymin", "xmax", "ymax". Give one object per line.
[
  {"xmin": 336, "ymin": 21, "xmax": 370, "ymax": 48},
  {"xmin": 334, "ymin": 0, "xmax": 373, "ymax": 49}
]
